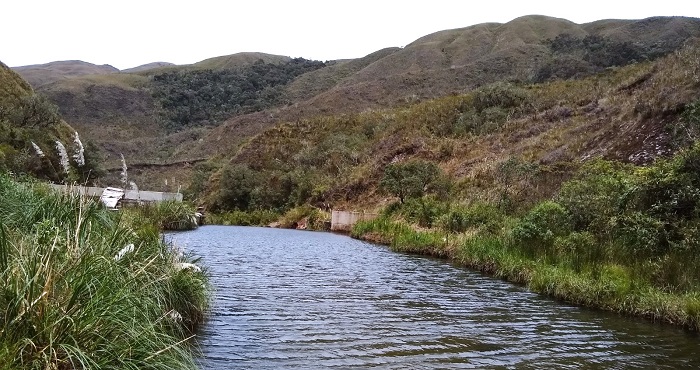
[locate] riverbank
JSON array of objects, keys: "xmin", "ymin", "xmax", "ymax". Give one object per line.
[
  {"xmin": 351, "ymin": 144, "xmax": 700, "ymax": 331},
  {"xmin": 351, "ymin": 216, "xmax": 700, "ymax": 331},
  {"xmin": 0, "ymin": 174, "xmax": 209, "ymax": 369}
]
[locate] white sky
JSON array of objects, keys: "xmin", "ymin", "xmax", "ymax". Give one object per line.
[{"xmin": 3, "ymin": 0, "xmax": 699, "ymax": 70}]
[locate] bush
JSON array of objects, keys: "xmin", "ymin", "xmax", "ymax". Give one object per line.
[
  {"xmin": 279, "ymin": 205, "xmax": 329, "ymax": 230},
  {"xmin": 380, "ymin": 160, "xmax": 443, "ymax": 203},
  {"xmin": 512, "ymin": 201, "xmax": 572, "ymax": 256},
  {"xmin": 472, "ymin": 82, "xmax": 531, "ymax": 113},
  {"xmin": 400, "ymin": 196, "xmax": 449, "ymax": 228},
  {"xmin": 440, "ymin": 202, "xmax": 504, "ymax": 234}
]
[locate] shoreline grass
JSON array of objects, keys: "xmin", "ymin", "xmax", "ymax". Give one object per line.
[
  {"xmin": 352, "ymin": 217, "xmax": 700, "ymax": 331},
  {"xmin": 0, "ymin": 174, "xmax": 210, "ymax": 369}
]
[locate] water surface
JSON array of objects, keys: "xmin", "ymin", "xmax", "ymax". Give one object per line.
[{"xmin": 167, "ymin": 226, "xmax": 699, "ymax": 369}]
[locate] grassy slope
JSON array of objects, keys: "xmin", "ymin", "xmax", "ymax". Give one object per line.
[
  {"xmin": 12, "ymin": 60, "xmax": 119, "ymax": 88},
  {"xmin": 0, "ymin": 61, "xmax": 33, "ymax": 108},
  {"xmin": 25, "ymin": 15, "xmax": 700, "ymax": 193},
  {"xmin": 0, "ymin": 62, "xmax": 94, "ymax": 183},
  {"xmin": 214, "ymin": 39, "xmax": 699, "ymax": 212}
]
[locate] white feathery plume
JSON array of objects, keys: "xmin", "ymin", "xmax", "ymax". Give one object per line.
[
  {"xmin": 55, "ymin": 141, "xmax": 70, "ymax": 173},
  {"xmin": 168, "ymin": 310, "xmax": 183, "ymax": 322},
  {"xmin": 175, "ymin": 262, "xmax": 201, "ymax": 272},
  {"xmin": 120, "ymin": 154, "xmax": 128, "ymax": 188},
  {"xmin": 31, "ymin": 142, "xmax": 45, "ymax": 157},
  {"xmin": 114, "ymin": 243, "xmax": 135, "ymax": 261},
  {"xmin": 72, "ymin": 131, "xmax": 85, "ymax": 166}
]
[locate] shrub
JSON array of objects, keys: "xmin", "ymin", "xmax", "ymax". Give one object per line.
[
  {"xmin": 400, "ymin": 196, "xmax": 448, "ymax": 228},
  {"xmin": 440, "ymin": 202, "xmax": 504, "ymax": 234},
  {"xmin": 512, "ymin": 201, "xmax": 572, "ymax": 256},
  {"xmin": 472, "ymin": 82, "xmax": 531, "ymax": 113},
  {"xmin": 380, "ymin": 160, "xmax": 443, "ymax": 203}
]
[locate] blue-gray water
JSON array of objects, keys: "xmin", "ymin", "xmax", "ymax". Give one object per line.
[{"xmin": 167, "ymin": 226, "xmax": 699, "ymax": 369}]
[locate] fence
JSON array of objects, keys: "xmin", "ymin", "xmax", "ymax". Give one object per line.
[{"xmin": 331, "ymin": 210, "xmax": 378, "ymax": 232}]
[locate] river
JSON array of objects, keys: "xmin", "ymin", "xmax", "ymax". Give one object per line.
[{"xmin": 166, "ymin": 225, "xmax": 699, "ymax": 369}]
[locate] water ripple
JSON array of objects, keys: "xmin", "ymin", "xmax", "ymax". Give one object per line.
[{"xmin": 167, "ymin": 226, "xmax": 700, "ymax": 369}]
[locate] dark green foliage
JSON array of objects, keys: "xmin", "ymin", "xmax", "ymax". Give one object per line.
[
  {"xmin": 552, "ymin": 143, "xmax": 700, "ymax": 291},
  {"xmin": 0, "ymin": 94, "xmax": 60, "ymax": 128},
  {"xmin": 512, "ymin": 201, "xmax": 572, "ymax": 254},
  {"xmin": 442, "ymin": 83, "xmax": 532, "ymax": 137},
  {"xmin": 400, "ymin": 196, "xmax": 448, "ymax": 228},
  {"xmin": 441, "ymin": 202, "xmax": 505, "ymax": 234},
  {"xmin": 0, "ymin": 95, "xmax": 100, "ymax": 184},
  {"xmin": 494, "ymin": 157, "xmax": 540, "ymax": 211},
  {"xmin": 557, "ymin": 160, "xmax": 633, "ymax": 232},
  {"xmin": 380, "ymin": 160, "xmax": 443, "ymax": 203},
  {"xmin": 208, "ymin": 209, "xmax": 280, "ymax": 226},
  {"xmin": 472, "ymin": 82, "xmax": 531, "ymax": 113},
  {"xmin": 214, "ymin": 164, "xmax": 313, "ymax": 213},
  {"xmin": 152, "ymin": 58, "xmax": 325, "ymax": 130},
  {"xmin": 535, "ymin": 34, "xmax": 648, "ymax": 82},
  {"xmin": 215, "ymin": 164, "xmax": 259, "ymax": 211}
]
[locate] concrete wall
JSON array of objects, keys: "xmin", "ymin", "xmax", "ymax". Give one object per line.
[
  {"xmin": 49, "ymin": 184, "xmax": 183, "ymax": 203},
  {"xmin": 331, "ymin": 210, "xmax": 377, "ymax": 232}
]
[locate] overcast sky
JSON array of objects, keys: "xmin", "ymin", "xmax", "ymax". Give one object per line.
[{"xmin": 3, "ymin": 0, "xmax": 699, "ymax": 70}]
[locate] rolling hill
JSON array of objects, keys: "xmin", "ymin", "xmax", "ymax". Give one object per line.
[
  {"xmin": 13, "ymin": 60, "xmax": 119, "ymax": 88},
  {"xmin": 9, "ymin": 15, "xmax": 700, "ymax": 204}
]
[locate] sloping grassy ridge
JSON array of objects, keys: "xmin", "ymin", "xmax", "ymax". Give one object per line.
[{"xmin": 0, "ymin": 174, "xmax": 209, "ymax": 369}]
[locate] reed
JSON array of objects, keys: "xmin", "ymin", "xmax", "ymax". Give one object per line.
[{"xmin": 0, "ymin": 174, "xmax": 209, "ymax": 369}]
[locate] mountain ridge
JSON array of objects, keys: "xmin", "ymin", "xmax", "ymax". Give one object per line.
[{"xmin": 8, "ymin": 14, "xmax": 700, "ymax": 199}]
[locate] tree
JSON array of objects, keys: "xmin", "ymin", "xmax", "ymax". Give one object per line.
[
  {"xmin": 216, "ymin": 164, "xmax": 260, "ymax": 211},
  {"xmin": 380, "ymin": 160, "xmax": 441, "ymax": 203}
]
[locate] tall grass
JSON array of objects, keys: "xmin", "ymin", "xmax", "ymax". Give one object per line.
[
  {"xmin": 0, "ymin": 174, "xmax": 209, "ymax": 369},
  {"xmin": 352, "ymin": 206, "xmax": 700, "ymax": 330},
  {"xmin": 127, "ymin": 200, "xmax": 199, "ymax": 231}
]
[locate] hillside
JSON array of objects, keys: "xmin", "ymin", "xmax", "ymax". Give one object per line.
[
  {"xmin": 0, "ymin": 62, "xmax": 100, "ymax": 183},
  {"xmin": 121, "ymin": 62, "xmax": 175, "ymax": 73},
  {"xmin": 174, "ymin": 15, "xmax": 700, "ymax": 163},
  {"xmin": 13, "ymin": 60, "xmax": 118, "ymax": 88},
  {"xmin": 16, "ymin": 15, "xmax": 700, "ymax": 195},
  {"xmin": 202, "ymin": 39, "xmax": 700, "ymax": 214}
]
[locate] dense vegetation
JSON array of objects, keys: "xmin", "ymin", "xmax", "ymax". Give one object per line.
[
  {"xmin": 0, "ymin": 174, "xmax": 209, "ymax": 369},
  {"xmin": 534, "ymin": 34, "xmax": 643, "ymax": 82},
  {"xmin": 352, "ymin": 141, "xmax": 700, "ymax": 329},
  {"xmin": 0, "ymin": 63, "xmax": 101, "ymax": 184},
  {"xmin": 151, "ymin": 58, "xmax": 326, "ymax": 130}
]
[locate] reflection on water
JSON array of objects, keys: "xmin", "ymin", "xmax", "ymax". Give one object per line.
[{"xmin": 167, "ymin": 226, "xmax": 699, "ymax": 369}]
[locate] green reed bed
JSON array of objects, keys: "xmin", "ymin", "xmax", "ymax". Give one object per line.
[{"xmin": 0, "ymin": 175, "xmax": 209, "ymax": 369}]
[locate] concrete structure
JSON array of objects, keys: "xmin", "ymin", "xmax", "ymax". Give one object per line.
[
  {"xmin": 49, "ymin": 184, "xmax": 183, "ymax": 205},
  {"xmin": 331, "ymin": 210, "xmax": 378, "ymax": 232}
]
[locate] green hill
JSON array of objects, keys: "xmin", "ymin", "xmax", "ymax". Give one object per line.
[
  {"xmin": 0, "ymin": 62, "xmax": 100, "ymax": 183},
  {"xmin": 12, "ymin": 60, "xmax": 119, "ymax": 88},
  {"xmin": 16, "ymin": 15, "xmax": 700, "ymax": 194}
]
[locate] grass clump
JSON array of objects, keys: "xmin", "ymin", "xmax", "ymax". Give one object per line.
[
  {"xmin": 0, "ymin": 174, "xmax": 209, "ymax": 369},
  {"xmin": 127, "ymin": 200, "xmax": 199, "ymax": 231}
]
